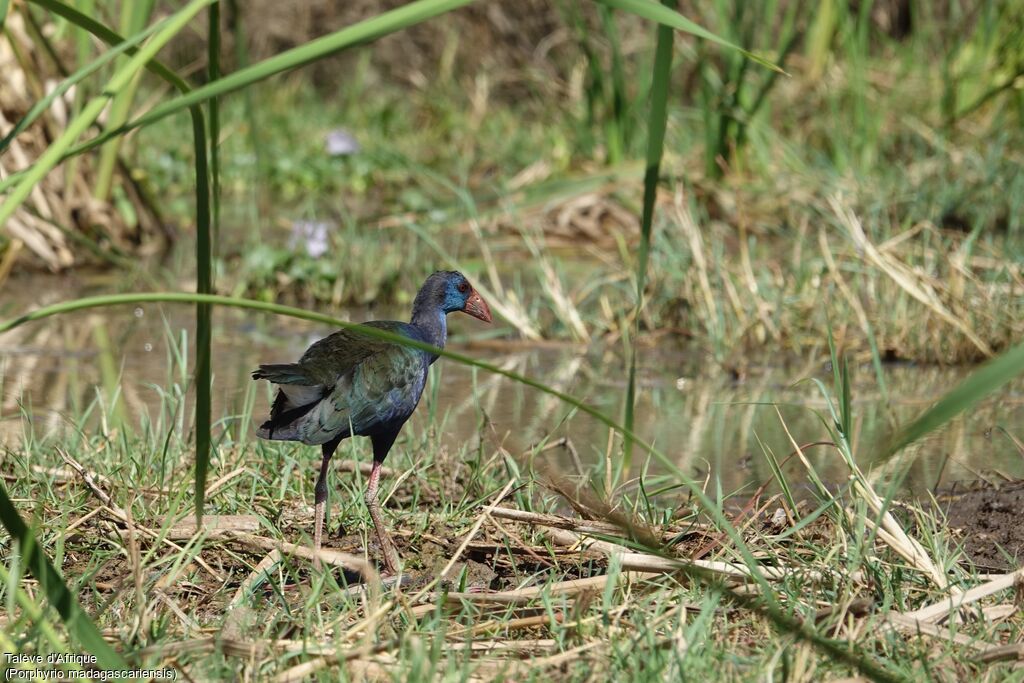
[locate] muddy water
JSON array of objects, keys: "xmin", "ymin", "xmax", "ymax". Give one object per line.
[{"xmin": 2, "ymin": 273, "xmax": 1022, "ymax": 496}]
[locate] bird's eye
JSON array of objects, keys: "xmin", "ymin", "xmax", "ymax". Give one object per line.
[{"xmin": 458, "ymin": 282, "xmax": 470, "ymax": 293}]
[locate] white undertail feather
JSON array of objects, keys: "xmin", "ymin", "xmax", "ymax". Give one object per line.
[{"xmin": 279, "ymin": 384, "xmax": 323, "ymax": 407}]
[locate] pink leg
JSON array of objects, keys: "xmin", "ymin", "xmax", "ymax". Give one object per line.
[
  {"xmin": 365, "ymin": 459, "xmax": 401, "ymax": 574},
  {"xmin": 312, "ymin": 447, "xmax": 332, "ymax": 568}
]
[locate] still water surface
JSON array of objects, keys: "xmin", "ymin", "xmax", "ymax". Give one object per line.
[{"xmin": 2, "ymin": 274, "xmax": 1022, "ymax": 497}]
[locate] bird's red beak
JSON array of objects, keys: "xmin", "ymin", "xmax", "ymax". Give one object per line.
[{"xmin": 463, "ymin": 288, "xmax": 492, "ymax": 323}]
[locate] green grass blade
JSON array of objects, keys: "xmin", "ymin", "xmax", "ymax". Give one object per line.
[
  {"xmin": 7, "ymin": 0, "xmax": 477, "ymax": 171},
  {"xmin": 92, "ymin": 0, "xmax": 154, "ymax": 200},
  {"xmin": 597, "ymin": 4, "xmax": 627, "ymax": 163},
  {"xmin": 26, "ymin": 0, "xmax": 216, "ymax": 523},
  {"xmin": 133, "ymin": 0, "xmax": 476, "ymax": 117},
  {"xmin": 0, "ymin": 561, "xmax": 78, "ymax": 662},
  {"xmin": 885, "ymin": 339, "xmax": 1024, "ymax": 456},
  {"xmin": 0, "ymin": 292, "xmax": 782, "ymax": 600},
  {"xmin": 624, "ymin": 0, "xmax": 674, "ymax": 471},
  {"xmin": 0, "ymin": 481, "xmax": 127, "ymax": 668},
  {"xmin": 208, "ymin": 0, "xmax": 221, "ymax": 244},
  {"xmin": 226, "ymin": 0, "xmax": 269, "ymax": 230},
  {"xmin": 733, "ymin": 26, "xmax": 802, "ymax": 151},
  {"xmin": 0, "ymin": 293, "xmax": 680, "ymax": 486},
  {"xmin": 0, "ymin": 291, "xmax": 914, "ymax": 680},
  {"xmin": 28, "ymin": 0, "xmax": 193, "ymax": 95},
  {"xmin": 825, "ymin": 317, "xmax": 852, "ymax": 439},
  {"xmin": 192, "ymin": 1, "xmax": 221, "ymax": 526},
  {"xmin": 951, "ymin": 66, "xmax": 1024, "ymax": 124},
  {"xmin": 756, "ymin": 432, "xmax": 796, "ymax": 514},
  {"xmin": 2, "ymin": 0, "xmax": 764, "ymax": 188},
  {"xmin": 192, "ymin": 113, "xmax": 212, "ymax": 525},
  {"xmin": 592, "ymin": 0, "xmax": 783, "ymax": 72},
  {"xmin": 840, "ymin": 354, "xmax": 852, "ymax": 439},
  {"xmin": 91, "ymin": 320, "xmax": 124, "ymax": 428}
]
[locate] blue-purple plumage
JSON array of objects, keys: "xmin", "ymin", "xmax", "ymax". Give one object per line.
[
  {"xmin": 253, "ymin": 321, "xmax": 428, "ymax": 444},
  {"xmin": 251, "ymin": 270, "xmax": 493, "ymax": 572},
  {"xmin": 252, "ymin": 271, "xmax": 493, "ymax": 457}
]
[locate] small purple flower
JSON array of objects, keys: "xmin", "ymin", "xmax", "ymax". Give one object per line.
[
  {"xmin": 288, "ymin": 219, "xmax": 332, "ymax": 258},
  {"xmin": 324, "ymin": 128, "xmax": 360, "ymax": 156}
]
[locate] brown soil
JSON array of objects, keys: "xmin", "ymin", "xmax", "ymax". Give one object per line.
[{"xmin": 932, "ymin": 480, "xmax": 1024, "ymax": 571}]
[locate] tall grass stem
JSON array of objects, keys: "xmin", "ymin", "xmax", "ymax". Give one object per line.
[{"xmin": 624, "ymin": 0, "xmax": 674, "ymax": 472}]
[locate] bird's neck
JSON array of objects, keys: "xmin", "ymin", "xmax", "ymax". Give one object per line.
[{"xmin": 410, "ymin": 305, "xmax": 447, "ymax": 361}]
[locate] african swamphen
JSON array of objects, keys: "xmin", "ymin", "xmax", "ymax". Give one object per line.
[{"xmin": 252, "ymin": 271, "xmax": 492, "ymax": 573}]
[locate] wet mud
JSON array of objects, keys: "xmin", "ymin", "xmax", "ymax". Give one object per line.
[{"xmin": 932, "ymin": 479, "xmax": 1024, "ymax": 571}]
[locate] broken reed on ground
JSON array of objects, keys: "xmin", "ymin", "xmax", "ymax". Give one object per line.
[{"xmin": 2, "ymin": 396, "xmax": 1024, "ymax": 680}]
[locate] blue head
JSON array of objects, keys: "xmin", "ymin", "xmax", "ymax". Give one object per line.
[{"xmin": 414, "ymin": 271, "xmax": 492, "ymax": 323}]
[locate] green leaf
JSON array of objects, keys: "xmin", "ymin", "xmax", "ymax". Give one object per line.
[
  {"xmin": 192, "ymin": 108, "xmax": 213, "ymax": 525},
  {"xmin": 10, "ymin": 0, "xmax": 778, "ymax": 181},
  {"xmin": 0, "ymin": 13, "xmax": 166, "ymax": 154},
  {"xmin": 885, "ymin": 340, "xmax": 1024, "ymax": 456},
  {"xmin": 15, "ymin": 0, "xmax": 479, "ymax": 169},
  {"xmin": 0, "ymin": 292, "xmax": 905, "ymax": 680},
  {"xmin": 192, "ymin": 1, "xmax": 221, "ymax": 526},
  {"xmin": 624, "ymin": 0, "xmax": 674, "ymax": 471},
  {"xmin": 594, "ymin": 0, "xmax": 784, "ymax": 73},
  {"xmin": 28, "ymin": 0, "xmax": 216, "ymax": 525},
  {"xmin": 29, "ymin": 0, "xmax": 195, "ymax": 93},
  {"xmin": 0, "ymin": 0, "xmax": 214, "ymax": 228},
  {"xmin": 0, "ymin": 292, "xmax": 781, "ymax": 599}
]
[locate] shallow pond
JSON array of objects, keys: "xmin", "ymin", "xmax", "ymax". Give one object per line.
[{"xmin": 2, "ymin": 273, "xmax": 1022, "ymax": 498}]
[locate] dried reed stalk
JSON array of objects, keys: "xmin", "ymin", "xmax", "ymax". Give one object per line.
[{"xmin": 0, "ymin": 11, "xmax": 164, "ymax": 273}]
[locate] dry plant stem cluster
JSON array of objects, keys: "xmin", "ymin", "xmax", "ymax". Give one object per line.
[
  {"xmin": 0, "ymin": 12, "xmax": 164, "ymax": 276},
  {"xmin": 489, "ymin": 503, "xmax": 1024, "ymax": 670},
  {"xmin": 777, "ymin": 418, "xmax": 948, "ymax": 589}
]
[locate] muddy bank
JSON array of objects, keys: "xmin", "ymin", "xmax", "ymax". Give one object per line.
[{"xmin": 932, "ymin": 480, "xmax": 1024, "ymax": 571}]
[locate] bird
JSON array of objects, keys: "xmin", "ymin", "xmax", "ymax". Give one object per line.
[{"xmin": 252, "ymin": 271, "xmax": 492, "ymax": 574}]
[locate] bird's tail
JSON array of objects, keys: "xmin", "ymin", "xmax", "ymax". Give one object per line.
[
  {"xmin": 252, "ymin": 363, "xmax": 310, "ymax": 384},
  {"xmin": 255, "ymin": 401, "xmax": 317, "ymax": 440},
  {"xmin": 253, "ymin": 363, "xmax": 324, "ymax": 442}
]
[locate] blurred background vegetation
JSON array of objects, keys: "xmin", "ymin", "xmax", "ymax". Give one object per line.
[{"xmin": 4, "ymin": 0, "xmax": 1022, "ymax": 367}]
